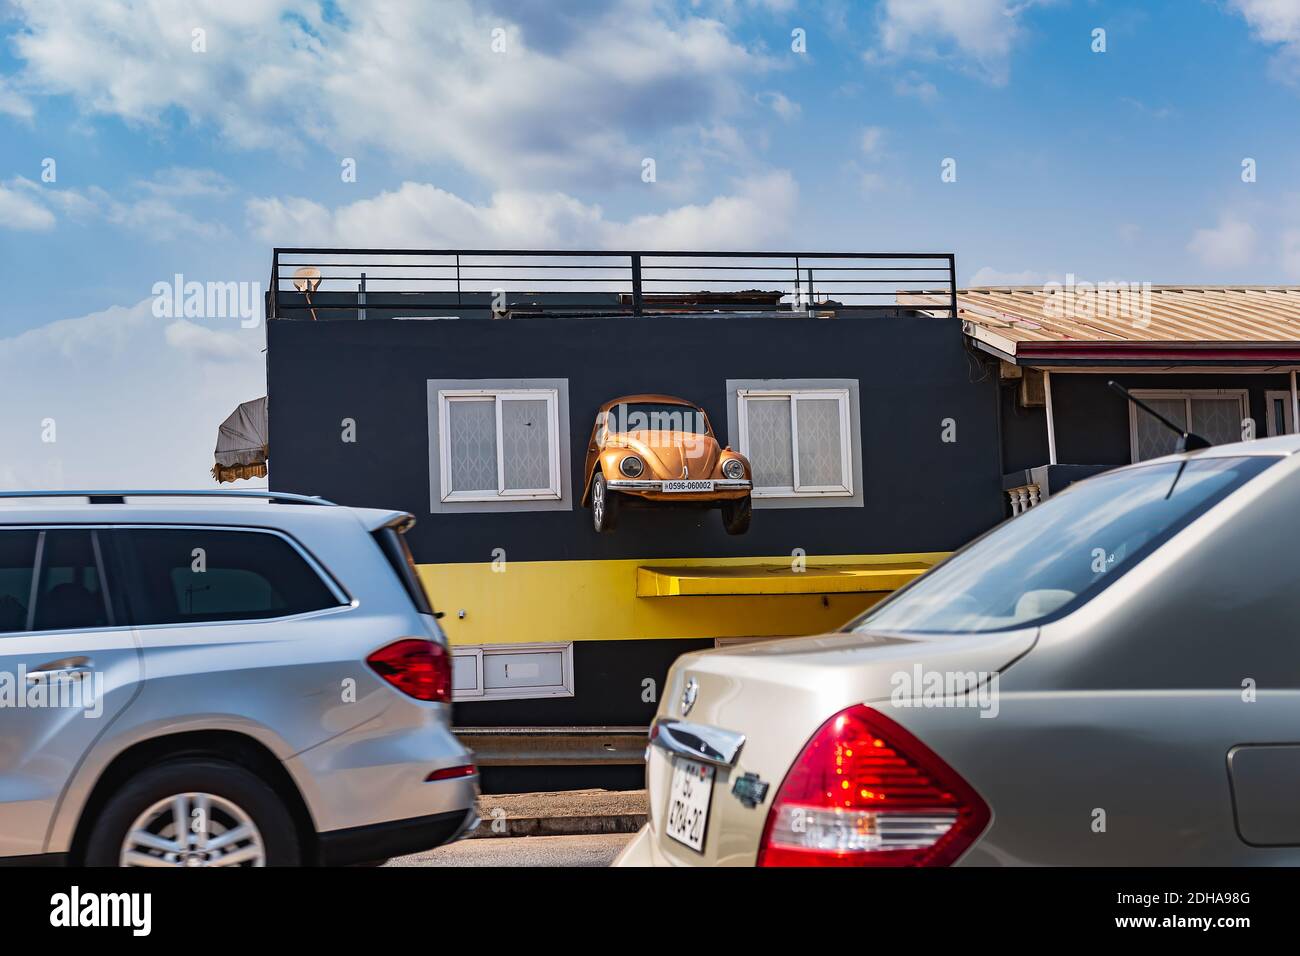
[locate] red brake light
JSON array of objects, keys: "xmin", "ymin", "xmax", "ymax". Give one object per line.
[
  {"xmin": 367, "ymin": 639, "xmax": 451, "ymax": 702},
  {"xmin": 426, "ymin": 764, "xmax": 477, "ymax": 782},
  {"xmin": 757, "ymin": 704, "xmax": 989, "ymax": 867}
]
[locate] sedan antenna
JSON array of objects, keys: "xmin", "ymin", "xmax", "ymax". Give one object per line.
[{"xmin": 1108, "ymin": 380, "xmax": 1212, "ymax": 452}]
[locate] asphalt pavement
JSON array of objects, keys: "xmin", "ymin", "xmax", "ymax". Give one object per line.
[{"xmin": 387, "ymin": 833, "xmax": 634, "ymax": 867}]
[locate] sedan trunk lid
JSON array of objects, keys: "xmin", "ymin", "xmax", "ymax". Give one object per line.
[{"xmin": 645, "ymin": 627, "xmax": 1037, "ymax": 865}]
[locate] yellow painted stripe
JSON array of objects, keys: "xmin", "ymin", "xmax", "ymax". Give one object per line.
[{"xmin": 417, "ymin": 552, "xmax": 947, "ymax": 646}]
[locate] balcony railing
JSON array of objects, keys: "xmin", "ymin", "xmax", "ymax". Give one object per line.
[{"xmin": 267, "ymin": 248, "xmax": 957, "ymax": 320}]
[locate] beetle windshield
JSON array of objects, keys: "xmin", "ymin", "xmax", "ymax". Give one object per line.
[
  {"xmin": 851, "ymin": 455, "xmax": 1278, "ymax": 635},
  {"xmin": 606, "ymin": 402, "xmax": 708, "ymax": 435}
]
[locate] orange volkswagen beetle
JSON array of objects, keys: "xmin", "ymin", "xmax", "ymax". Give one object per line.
[{"xmin": 581, "ymin": 394, "xmax": 753, "ymax": 535}]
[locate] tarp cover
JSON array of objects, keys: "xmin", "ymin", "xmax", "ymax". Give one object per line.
[{"xmin": 214, "ymin": 396, "xmax": 268, "ymax": 467}]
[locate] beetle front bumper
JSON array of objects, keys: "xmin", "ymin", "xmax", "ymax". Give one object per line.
[{"xmin": 606, "ymin": 478, "xmax": 752, "ymax": 491}]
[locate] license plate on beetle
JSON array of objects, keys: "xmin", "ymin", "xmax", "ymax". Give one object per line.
[
  {"xmin": 663, "ymin": 479, "xmax": 714, "ymax": 493},
  {"xmin": 666, "ymin": 758, "xmax": 714, "ymax": 853}
]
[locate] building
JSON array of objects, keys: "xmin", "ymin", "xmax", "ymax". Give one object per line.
[
  {"xmin": 256, "ymin": 248, "xmax": 1009, "ymax": 790},
  {"xmin": 911, "ymin": 287, "xmax": 1300, "ymax": 510}
]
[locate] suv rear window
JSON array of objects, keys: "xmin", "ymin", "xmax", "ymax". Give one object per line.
[
  {"xmin": 123, "ymin": 528, "xmax": 343, "ymax": 625},
  {"xmin": 852, "ymin": 455, "xmax": 1277, "ymax": 635}
]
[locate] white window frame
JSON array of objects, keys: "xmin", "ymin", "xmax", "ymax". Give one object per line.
[
  {"xmin": 450, "ymin": 641, "xmax": 575, "ymax": 702},
  {"xmin": 437, "ymin": 388, "xmax": 561, "ymax": 502},
  {"xmin": 1127, "ymin": 388, "xmax": 1250, "ymax": 463},
  {"xmin": 735, "ymin": 388, "xmax": 853, "ymax": 498},
  {"xmin": 1265, "ymin": 389, "xmax": 1295, "ymax": 437}
]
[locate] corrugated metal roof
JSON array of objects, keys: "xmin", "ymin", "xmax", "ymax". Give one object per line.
[{"xmin": 901, "ymin": 286, "xmax": 1300, "ymax": 363}]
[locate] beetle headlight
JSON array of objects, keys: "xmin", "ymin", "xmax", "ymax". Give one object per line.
[
  {"xmin": 620, "ymin": 455, "xmax": 644, "ymax": 478},
  {"xmin": 722, "ymin": 458, "xmax": 745, "ymax": 480}
]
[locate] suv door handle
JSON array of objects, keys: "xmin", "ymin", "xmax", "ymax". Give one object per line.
[{"xmin": 26, "ymin": 656, "xmax": 94, "ymax": 682}]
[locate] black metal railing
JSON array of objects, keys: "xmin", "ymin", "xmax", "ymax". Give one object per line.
[{"xmin": 268, "ymin": 248, "xmax": 957, "ymax": 320}]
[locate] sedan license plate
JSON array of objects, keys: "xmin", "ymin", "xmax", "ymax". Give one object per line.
[
  {"xmin": 663, "ymin": 479, "xmax": 714, "ymax": 493},
  {"xmin": 666, "ymin": 758, "xmax": 714, "ymax": 853}
]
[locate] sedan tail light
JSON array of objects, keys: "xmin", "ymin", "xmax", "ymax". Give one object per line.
[
  {"xmin": 757, "ymin": 704, "xmax": 989, "ymax": 867},
  {"xmin": 367, "ymin": 639, "xmax": 451, "ymax": 702}
]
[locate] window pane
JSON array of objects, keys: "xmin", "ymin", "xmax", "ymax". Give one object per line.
[
  {"xmin": 854, "ymin": 456, "xmax": 1275, "ymax": 635},
  {"xmin": 0, "ymin": 530, "xmax": 39, "ymax": 634},
  {"xmin": 501, "ymin": 398, "xmax": 551, "ymax": 491},
  {"xmin": 1190, "ymin": 397, "xmax": 1244, "ymax": 446},
  {"xmin": 32, "ymin": 530, "xmax": 109, "ymax": 631},
  {"xmin": 795, "ymin": 397, "xmax": 845, "ymax": 488},
  {"xmin": 746, "ymin": 398, "xmax": 794, "ymax": 489},
  {"xmin": 448, "ymin": 399, "xmax": 498, "ymax": 493},
  {"xmin": 1133, "ymin": 398, "xmax": 1186, "ymax": 461},
  {"xmin": 126, "ymin": 529, "xmax": 340, "ymax": 625}
]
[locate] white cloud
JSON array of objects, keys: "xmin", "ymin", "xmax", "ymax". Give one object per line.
[
  {"xmin": 0, "ymin": 76, "xmax": 34, "ymax": 119},
  {"xmin": 163, "ymin": 318, "xmax": 250, "ymax": 363},
  {"xmin": 757, "ymin": 90, "xmax": 800, "ymax": 121},
  {"xmin": 859, "ymin": 126, "xmax": 886, "ymax": 157},
  {"xmin": 0, "ymin": 170, "xmax": 229, "ymax": 239},
  {"xmin": 0, "ymin": 300, "xmax": 265, "ymax": 489},
  {"xmin": 247, "ymin": 171, "xmax": 799, "ymax": 250},
  {"xmin": 1231, "ymin": 0, "xmax": 1300, "ymax": 44},
  {"xmin": 893, "ymin": 73, "xmax": 939, "ymax": 101},
  {"xmin": 1230, "ymin": 0, "xmax": 1300, "ymax": 80},
  {"xmin": 1187, "ymin": 216, "xmax": 1257, "ymax": 269},
  {"xmin": 869, "ymin": 0, "xmax": 1043, "ymax": 84},
  {"xmin": 8, "ymin": 0, "xmax": 767, "ymax": 188},
  {"xmin": 137, "ymin": 167, "xmax": 234, "ymax": 199},
  {"xmin": 0, "ymin": 178, "xmax": 56, "ymax": 230}
]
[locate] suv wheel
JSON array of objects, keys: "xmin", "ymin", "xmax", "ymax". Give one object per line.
[{"xmin": 84, "ymin": 758, "xmax": 301, "ymax": 867}]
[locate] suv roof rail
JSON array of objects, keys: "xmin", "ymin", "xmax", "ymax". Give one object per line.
[{"xmin": 0, "ymin": 489, "xmax": 337, "ymax": 506}]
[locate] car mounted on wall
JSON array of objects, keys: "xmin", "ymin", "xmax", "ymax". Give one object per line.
[{"xmin": 581, "ymin": 394, "xmax": 753, "ymax": 535}]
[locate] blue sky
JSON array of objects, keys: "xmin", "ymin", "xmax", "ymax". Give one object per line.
[{"xmin": 1, "ymin": 0, "xmax": 1299, "ymax": 487}]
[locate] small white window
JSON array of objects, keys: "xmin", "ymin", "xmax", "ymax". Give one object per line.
[
  {"xmin": 1128, "ymin": 389, "xmax": 1250, "ymax": 462},
  {"xmin": 451, "ymin": 642, "xmax": 574, "ymax": 702},
  {"xmin": 438, "ymin": 389, "xmax": 561, "ymax": 502},
  {"xmin": 736, "ymin": 388, "xmax": 852, "ymax": 497}
]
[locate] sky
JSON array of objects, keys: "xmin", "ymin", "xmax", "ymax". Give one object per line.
[{"xmin": 2, "ymin": 0, "xmax": 1299, "ymax": 487}]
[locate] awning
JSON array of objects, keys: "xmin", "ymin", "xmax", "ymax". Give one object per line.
[{"xmin": 212, "ymin": 397, "xmax": 268, "ymax": 483}]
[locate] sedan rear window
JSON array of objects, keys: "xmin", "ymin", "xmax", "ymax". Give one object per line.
[{"xmin": 852, "ymin": 455, "xmax": 1278, "ymax": 635}]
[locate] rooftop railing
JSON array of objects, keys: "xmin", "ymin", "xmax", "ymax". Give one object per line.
[{"xmin": 268, "ymin": 248, "xmax": 957, "ymax": 320}]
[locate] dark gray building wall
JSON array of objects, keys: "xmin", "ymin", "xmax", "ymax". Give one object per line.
[{"xmin": 266, "ymin": 313, "xmax": 1007, "ymax": 563}]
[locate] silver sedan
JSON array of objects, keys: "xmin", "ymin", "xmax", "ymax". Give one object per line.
[{"xmin": 618, "ymin": 436, "xmax": 1300, "ymax": 866}]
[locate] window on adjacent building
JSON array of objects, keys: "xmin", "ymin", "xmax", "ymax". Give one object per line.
[
  {"xmin": 1128, "ymin": 389, "xmax": 1249, "ymax": 462},
  {"xmin": 736, "ymin": 388, "xmax": 853, "ymax": 497},
  {"xmin": 1265, "ymin": 390, "xmax": 1295, "ymax": 437},
  {"xmin": 437, "ymin": 389, "xmax": 561, "ymax": 502}
]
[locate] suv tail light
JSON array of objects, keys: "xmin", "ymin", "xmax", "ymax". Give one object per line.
[
  {"xmin": 757, "ymin": 704, "xmax": 989, "ymax": 867},
  {"xmin": 367, "ymin": 639, "xmax": 451, "ymax": 702}
]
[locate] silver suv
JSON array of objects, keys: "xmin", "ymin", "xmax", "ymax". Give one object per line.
[{"xmin": 0, "ymin": 490, "xmax": 478, "ymax": 867}]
